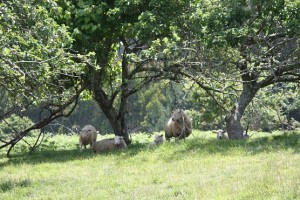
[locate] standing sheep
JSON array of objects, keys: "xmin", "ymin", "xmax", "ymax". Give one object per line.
[
  {"xmin": 92, "ymin": 136, "xmax": 127, "ymax": 152},
  {"xmin": 165, "ymin": 109, "xmax": 192, "ymax": 141},
  {"xmin": 79, "ymin": 125, "xmax": 97, "ymax": 152},
  {"xmin": 149, "ymin": 134, "xmax": 164, "ymax": 148}
]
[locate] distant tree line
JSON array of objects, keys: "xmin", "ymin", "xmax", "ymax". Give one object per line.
[{"xmin": 3, "ymin": 81, "xmax": 296, "ymax": 136}]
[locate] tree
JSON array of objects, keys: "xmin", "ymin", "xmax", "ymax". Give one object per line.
[
  {"xmin": 55, "ymin": 0, "xmax": 192, "ymax": 143},
  {"xmin": 0, "ymin": 0, "xmax": 91, "ymax": 156},
  {"xmin": 173, "ymin": 0, "xmax": 300, "ymax": 138}
]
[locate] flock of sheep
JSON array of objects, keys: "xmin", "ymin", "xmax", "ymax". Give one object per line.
[
  {"xmin": 79, "ymin": 109, "xmax": 231, "ymax": 153},
  {"xmin": 79, "ymin": 125, "xmax": 127, "ymax": 152}
]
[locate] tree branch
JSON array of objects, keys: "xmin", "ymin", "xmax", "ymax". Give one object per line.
[{"xmin": 0, "ymin": 83, "xmax": 88, "ymax": 157}]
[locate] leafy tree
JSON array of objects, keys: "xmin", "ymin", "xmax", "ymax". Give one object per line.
[
  {"xmin": 241, "ymin": 85, "xmax": 296, "ymax": 132},
  {"xmin": 55, "ymin": 0, "xmax": 192, "ymax": 142},
  {"xmin": 170, "ymin": 0, "xmax": 300, "ymax": 138},
  {"xmin": 0, "ymin": 0, "xmax": 90, "ymax": 156}
]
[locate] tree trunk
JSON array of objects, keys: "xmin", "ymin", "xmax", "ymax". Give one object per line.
[
  {"xmin": 106, "ymin": 109, "xmax": 130, "ymax": 144},
  {"xmin": 225, "ymin": 83, "xmax": 259, "ymax": 139},
  {"xmin": 91, "ymin": 86, "xmax": 131, "ymax": 144},
  {"xmin": 90, "ymin": 43, "xmax": 131, "ymax": 144},
  {"xmin": 91, "ymin": 75, "xmax": 131, "ymax": 144}
]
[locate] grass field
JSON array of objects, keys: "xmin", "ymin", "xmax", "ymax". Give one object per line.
[{"xmin": 0, "ymin": 130, "xmax": 299, "ymax": 199}]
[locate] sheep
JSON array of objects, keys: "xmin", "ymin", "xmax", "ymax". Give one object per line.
[
  {"xmin": 215, "ymin": 129, "xmax": 228, "ymax": 139},
  {"xmin": 165, "ymin": 109, "xmax": 192, "ymax": 141},
  {"xmin": 92, "ymin": 136, "xmax": 127, "ymax": 152},
  {"xmin": 243, "ymin": 131, "xmax": 250, "ymax": 139},
  {"xmin": 149, "ymin": 134, "xmax": 164, "ymax": 148},
  {"xmin": 79, "ymin": 125, "xmax": 97, "ymax": 152},
  {"xmin": 215, "ymin": 129, "xmax": 251, "ymax": 139}
]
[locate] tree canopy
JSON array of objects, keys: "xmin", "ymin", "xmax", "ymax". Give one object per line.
[
  {"xmin": 52, "ymin": 0, "xmax": 193, "ymax": 142},
  {"xmin": 167, "ymin": 0, "xmax": 300, "ymax": 138},
  {"xmin": 0, "ymin": 0, "xmax": 91, "ymax": 155}
]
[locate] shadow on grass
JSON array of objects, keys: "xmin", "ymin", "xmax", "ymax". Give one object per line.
[
  {"xmin": 0, "ymin": 178, "xmax": 31, "ymax": 193},
  {"xmin": 171, "ymin": 131, "xmax": 300, "ymax": 159},
  {"xmin": 1, "ymin": 131, "xmax": 299, "ymax": 166},
  {"xmin": 0, "ymin": 149, "xmax": 93, "ymax": 166},
  {"xmin": 0, "ymin": 142, "xmax": 149, "ymax": 167}
]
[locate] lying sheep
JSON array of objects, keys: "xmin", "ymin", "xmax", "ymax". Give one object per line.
[
  {"xmin": 149, "ymin": 134, "xmax": 164, "ymax": 148},
  {"xmin": 243, "ymin": 132, "xmax": 250, "ymax": 139},
  {"xmin": 92, "ymin": 136, "xmax": 127, "ymax": 152},
  {"xmin": 165, "ymin": 109, "xmax": 192, "ymax": 141},
  {"xmin": 215, "ymin": 129, "xmax": 250, "ymax": 139},
  {"xmin": 79, "ymin": 125, "xmax": 97, "ymax": 152},
  {"xmin": 215, "ymin": 129, "xmax": 228, "ymax": 139}
]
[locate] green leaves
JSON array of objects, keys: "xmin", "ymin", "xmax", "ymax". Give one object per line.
[{"xmin": 0, "ymin": 0, "xmax": 92, "ymax": 110}]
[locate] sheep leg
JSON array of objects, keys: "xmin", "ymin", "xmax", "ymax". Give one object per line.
[
  {"xmin": 90, "ymin": 142, "xmax": 94, "ymax": 149},
  {"xmin": 80, "ymin": 145, "xmax": 86, "ymax": 152}
]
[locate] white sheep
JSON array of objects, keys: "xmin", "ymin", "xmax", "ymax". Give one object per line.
[
  {"xmin": 79, "ymin": 125, "xmax": 97, "ymax": 152},
  {"xmin": 215, "ymin": 129, "xmax": 228, "ymax": 139},
  {"xmin": 215, "ymin": 129, "xmax": 250, "ymax": 139},
  {"xmin": 165, "ymin": 109, "xmax": 192, "ymax": 141},
  {"xmin": 149, "ymin": 134, "xmax": 164, "ymax": 148},
  {"xmin": 92, "ymin": 136, "xmax": 127, "ymax": 152}
]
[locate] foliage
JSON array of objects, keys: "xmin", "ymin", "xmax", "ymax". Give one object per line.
[
  {"xmin": 0, "ymin": 115, "xmax": 37, "ymax": 140},
  {"xmin": 0, "ymin": 0, "xmax": 92, "ymax": 155},
  {"xmin": 169, "ymin": 0, "xmax": 300, "ymax": 138},
  {"xmin": 1, "ymin": 0, "xmax": 300, "ymax": 154},
  {"xmin": 47, "ymin": 0, "xmax": 196, "ymax": 141},
  {"xmin": 0, "ymin": 0, "xmax": 89, "ymax": 111},
  {"xmin": 38, "ymin": 80, "xmax": 300, "ymax": 134},
  {"xmin": 241, "ymin": 83, "xmax": 300, "ymax": 131},
  {"xmin": 133, "ymin": 83, "xmax": 170, "ymax": 132},
  {"xmin": 131, "ymin": 80, "xmax": 196, "ymax": 132},
  {"xmin": 180, "ymin": 0, "xmax": 300, "ymax": 92},
  {"xmin": 50, "ymin": 99, "xmax": 113, "ymax": 134}
]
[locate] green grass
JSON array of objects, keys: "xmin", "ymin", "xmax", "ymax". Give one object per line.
[{"xmin": 0, "ymin": 130, "xmax": 299, "ymax": 199}]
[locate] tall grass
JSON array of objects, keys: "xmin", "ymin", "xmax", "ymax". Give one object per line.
[{"xmin": 0, "ymin": 130, "xmax": 299, "ymax": 199}]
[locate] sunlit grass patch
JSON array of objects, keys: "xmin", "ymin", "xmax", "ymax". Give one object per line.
[{"xmin": 0, "ymin": 130, "xmax": 299, "ymax": 199}]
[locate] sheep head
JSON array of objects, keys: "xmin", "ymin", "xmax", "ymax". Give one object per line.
[
  {"xmin": 216, "ymin": 129, "xmax": 226, "ymax": 139},
  {"xmin": 80, "ymin": 129, "xmax": 91, "ymax": 139},
  {"xmin": 171, "ymin": 109, "xmax": 184, "ymax": 123},
  {"xmin": 114, "ymin": 136, "xmax": 124, "ymax": 145},
  {"xmin": 154, "ymin": 134, "xmax": 164, "ymax": 144}
]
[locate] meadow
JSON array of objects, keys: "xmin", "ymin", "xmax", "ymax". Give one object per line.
[{"xmin": 0, "ymin": 130, "xmax": 299, "ymax": 200}]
